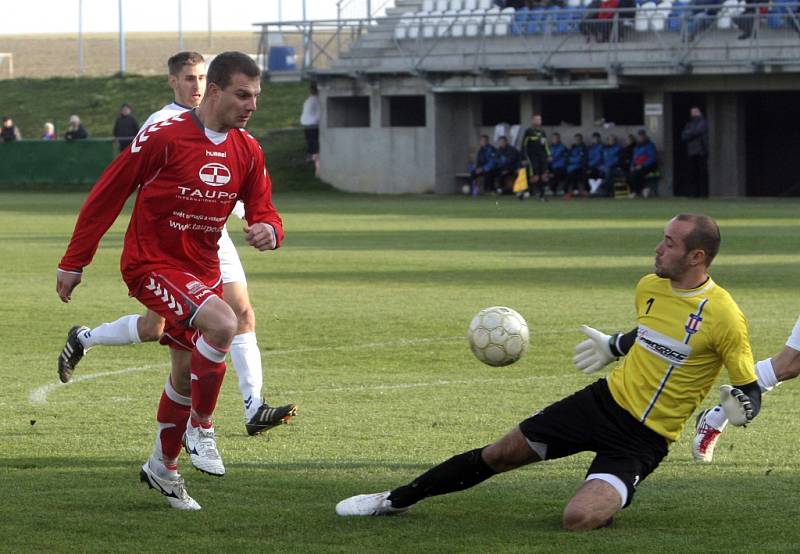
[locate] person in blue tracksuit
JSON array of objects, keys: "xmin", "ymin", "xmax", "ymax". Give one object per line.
[
  {"xmin": 600, "ymin": 134, "xmax": 623, "ymax": 196},
  {"xmin": 565, "ymin": 133, "xmax": 588, "ymax": 198},
  {"xmin": 630, "ymin": 129, "xmax": 658, "ymax": 197},
  {"xmin": 494, "ymin": 136, "xmax": 521, "ymax": 194},
  {"xmin": 469, "ymin": 134, "xmax": 498, "ymax": 194},
  {"xmin": 586, "ymin": 132, "xmax": 605, "ymax": 195},
  {"xmin": 548, "ymin": 132, "xmax": 569, "ymax": 195}
]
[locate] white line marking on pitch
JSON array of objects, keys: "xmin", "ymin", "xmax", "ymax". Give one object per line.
[
  {"xmin": 28, "ymin": 365, "xmax": 160, "ymax": 405},
  {"xmin": 28, "ymin": 331, "xmax": 577, "ymax": 406}
]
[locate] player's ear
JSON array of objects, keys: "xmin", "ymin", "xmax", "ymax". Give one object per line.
[{"xmin": 689, "ymin": 248, "xmax": 706, "ymax": 267}]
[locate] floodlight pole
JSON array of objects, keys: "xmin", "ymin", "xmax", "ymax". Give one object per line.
[
  {"xmin": 178, "ymin": 0, "xmax": 184, "ymax": 50},
  {"xmin": 118, "ymin": 0, "xmax": 126, "ymax": 75},
  {"xmin": 207, "ymin": 0, "xmax": 213, "ymax": 48},
  {"xmin": 78, "ymin": 0, "xmax": 84, "ymax": 75}
]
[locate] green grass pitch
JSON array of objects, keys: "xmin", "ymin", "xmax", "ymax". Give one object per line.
[{"xmin": 1, "ymin": 191, "xmax": 799, "ymax": 553}]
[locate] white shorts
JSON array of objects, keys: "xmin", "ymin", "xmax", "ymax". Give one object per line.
[{"xmin": 218, "ymin": 226, "xmax": 247, "ymax": 285}]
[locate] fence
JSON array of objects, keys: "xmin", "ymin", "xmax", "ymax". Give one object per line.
[{"xmin": 0, "ymin": 139, "xmax": 117, "ymax": 185}]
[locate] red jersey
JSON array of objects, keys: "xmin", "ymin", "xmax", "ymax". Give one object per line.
[{"xmin": 59, "ymin": 111, "xmax": 284, "ymax": 285}]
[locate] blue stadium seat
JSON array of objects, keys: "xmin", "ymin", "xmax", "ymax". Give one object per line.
[
  {"xmin": 528, "ymin": 7, "xmax": 546, "ymax": 33},
  {"xmin": 668, "ymin": 2, "xmax": 689, "ymax": 31},
  {"xmin": 512, "ymin": 7, "xmax": 530, "ymax": 35}
]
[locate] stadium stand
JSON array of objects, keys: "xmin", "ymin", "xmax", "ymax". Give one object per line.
[{"xmin": 255, "ymin": 0, "xmax": 800, "ymax": 195}]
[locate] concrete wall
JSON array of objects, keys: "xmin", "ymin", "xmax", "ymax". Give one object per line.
[
  {"xmin": 707, "ymin": 93, "xmax": 747, "ymax": 197},
  {"xmin": 317, "ymin": 72, "xmax": 798, "ymax": 196}
]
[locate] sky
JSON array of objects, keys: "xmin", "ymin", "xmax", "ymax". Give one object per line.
[{"xmin": 0, "ymin": 0, "xmax": 386, "ymax": 35}]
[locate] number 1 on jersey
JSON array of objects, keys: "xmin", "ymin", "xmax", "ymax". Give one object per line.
[{"xmin": 645, "ymin": 297, "xmax": 655, "ymax": 314}]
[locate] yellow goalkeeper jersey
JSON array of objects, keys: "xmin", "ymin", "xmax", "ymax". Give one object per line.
[{"xmin": 607, "ymin": 273, "xmax": 756, "ymax": 443}]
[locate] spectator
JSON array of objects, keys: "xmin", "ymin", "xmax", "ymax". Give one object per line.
[
  {"xmin": 470, "ymin": 134, "xmax": 498, "ymax": 194},
  {"xmin": 300, "ymin": 82, "xmax": 321, "ymax": 162},
  {"xmin": 521, "ymin": 114, "xmax": 551, "ymax": 201},
  {"xmin": 42, "ymin": 122, "xmax": 57, "ymax": 140},
  {"xmin": 680, "ymin": 106, "xmax": 709, "ymax": 198},
  {"xmin": 494, "ymin": 136, "xmax": 521, "ymax": 194},
  {"xmin": 64, "ymin": 115, "xmax": 89, "ymax": 141},
  {"xmin": 630, "ymin": 129, "xmax": 658, "ymax": 198},
  {"xmin": 565, "ymin": 133, "xmax": 588, "ymax": 199},
  {"xmin": 580, "ymin": 0, "xmax": 619, "ymax": 43},
  {"xmin": 617, "ymin": 0, "xmax": 636, "ymax": 40},
  {"xmin": 548, "ymin": 132, "xmax": 569, "ymax": 195},
  {"xmin": 735, "ymin": 0, "xmax": 759, "ymax": 39},
  {"xmin": 688, "ymin": 0, "xmax": 724, "ymax": 41},
  {"xmin": 600, "ymin": 133, "xmax": 622, "ymax": 196},
  {"xmin": 1, "ymin": 116, "xmax": 21, "ymax": 142},
  {"xmin": 620, "ymin": 132, "xmax": 636, "ymax": 175},
  {"xmin": 113, "ymin": 103, "xmax": 140, "ymax": 152},
  {"xmin": 586, "ymin": 132, "xmax": 605, "ymax": 194}
]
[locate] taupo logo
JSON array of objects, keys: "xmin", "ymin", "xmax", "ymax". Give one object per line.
[{"xmin": 199, "ymin": 163, "xmax": 231, "ymax": 186}]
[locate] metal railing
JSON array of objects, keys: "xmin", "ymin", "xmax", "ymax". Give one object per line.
[{"xmin": 256, "ymin": 4, "xmax": 800, "ymax": 77}]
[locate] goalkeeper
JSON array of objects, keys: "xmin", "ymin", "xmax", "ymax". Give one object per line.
[{"xmin": 335, "ymin": 214, "xmax": 760, "ymax": 530}]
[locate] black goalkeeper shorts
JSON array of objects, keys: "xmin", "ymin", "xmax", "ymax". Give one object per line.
[{"xmin": 518, "ymin": 379, "xmax": 668, "ymax": 507}]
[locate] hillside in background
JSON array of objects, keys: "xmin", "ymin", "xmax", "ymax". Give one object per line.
[
  {"xmin": 0, "ymin": 76, "xmax": 330, "ymax": 192},
  {"xmin": 0, "ymin": 75, "xmax": 308, "ymax": 137}
]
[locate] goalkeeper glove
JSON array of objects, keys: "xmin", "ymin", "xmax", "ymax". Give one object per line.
[
  {"xmin": 573, "ymin": 325, "xmax": 624, "ymax": 374},
  {"xmin": 719, "ymin": 384, "xmax": 754, "ymax": 426}
]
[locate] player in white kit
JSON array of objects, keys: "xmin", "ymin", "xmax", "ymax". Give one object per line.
[{"xmin": 57, "ymin": 52, "xmax": 297, "ymax": 436}]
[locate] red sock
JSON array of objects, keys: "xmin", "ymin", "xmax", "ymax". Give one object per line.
[
  {"xmin": 156, "ymin": 390, "xmax": 191, "ymax": 466},
  {"xmin": 190, "ymin": 337, "xmax": 228, "ymax": 427}
]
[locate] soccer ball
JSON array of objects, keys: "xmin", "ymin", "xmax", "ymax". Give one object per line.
[{"xmin": 467, "ymin": 306, "xmax": 530, "ymax": 366}]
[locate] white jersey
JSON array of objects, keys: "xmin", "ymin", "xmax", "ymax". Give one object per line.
[{"xmin": 141, "ymin": 102, "xmax": 247, "ymax": 283}]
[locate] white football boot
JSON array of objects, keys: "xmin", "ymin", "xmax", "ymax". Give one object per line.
[
  {"xmin": 335, "ymin": 491, "xmax": 408, "ymax": 516},
  {"xmin": 692, "ymin": 409, "xmax": 723, "ymax": 463},
  {"xmin": 183, "ymin": 423, "xmax": 225, "ymax": 476},
  {"xmin": 139, "ymin": 461, "xmax": 201, "ymax": 510}
]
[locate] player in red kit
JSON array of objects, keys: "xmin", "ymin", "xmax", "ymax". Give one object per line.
[{"xmin": 56, "ymin": 52, "xmax": 281, "ymax": 510}]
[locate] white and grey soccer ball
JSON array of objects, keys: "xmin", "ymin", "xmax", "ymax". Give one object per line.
[{"xmin": 467, "ymin": 306, "xmax": 530, "ymax": 366}]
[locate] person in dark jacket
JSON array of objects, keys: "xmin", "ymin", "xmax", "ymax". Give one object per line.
[
  {"xmin": 630, "ymin": 129, "xmax": 658, "ymax": 197},
  {"xmin": 681, "ymin": 106, "xmax": 709, "ymax": 197},
  {"xmin": 565, "ymin": 133, "xmax": 588, "ymax": 198},
  {"xmin": 1, "ymin": 116, "xmax": 21, "ymax": 142},
  {"xmin": 494, "ymin": 136, "xmax": 521, "ymax": 194},
  {"xmin": 470, "ymin": 134, "xmax": 498, "ymax": 194},
  {"xmin": 113, "ymin": 103, "xmax": 140, "ymax": 152},
  {"xmin": 620, "ymin": 133, "xmax": 635, "ymax": 175},
  {"xmin": 548, "ymin": 132, "xmax": 569, "ymax": 195},
  {"xmin": 64, "ymin": 115, "xmax": 89, "ymax": 141}
]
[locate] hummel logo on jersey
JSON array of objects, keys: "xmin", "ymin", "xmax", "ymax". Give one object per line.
[
  {"xmin": 198, "ymin": 163, "xmax": 231, "ymax": 186},
  {"xmin": 205, "ymin": 150, "xmax": 227, "ymax": 158},
  {"xmin": 145, "ymin": 277, "xmax": 185, "ymax": 317},
  {"xmin": 636, "ymin": 325, "xmax": 692, "ymax": 365}
]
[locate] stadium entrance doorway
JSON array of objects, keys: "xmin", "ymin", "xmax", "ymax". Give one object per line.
[{"xmin": 744, "ymin": 92, "xmax": 800, "ymax": 197}]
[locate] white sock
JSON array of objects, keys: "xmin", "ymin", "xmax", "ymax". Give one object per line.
[
  {"xmin": 787, "ymin": 316, "xmax": 800, "ymax": 350},
  {"xmin": 756, "ymin": 358, "xmax": 780, "ymax": 392},
  {"xmin": 148, "ymin": 452, "xmax": 179, "ymax": 479},
  {"xmin": 704, "ymin": 405, "xmax": 729, "ymax": 430},
  {"xmin": 79, "ymin": 314, "xmax": 141, "ymax": 349},
  {"xmin": 230, "ymin": 332, "xmax": 264, "ymax": 420}
]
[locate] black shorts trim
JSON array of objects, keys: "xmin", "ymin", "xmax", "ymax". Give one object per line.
[{"xmin": 519, "ymin": 379, "xmax": 668, "ymax": 508}]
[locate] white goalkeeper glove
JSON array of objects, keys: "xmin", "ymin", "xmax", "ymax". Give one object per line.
[
  {"xmin": 719, "ymin": 384, "xmax": 754, "ymax": 426},
  {"xmin": 573, "ymin": 325, "xmax": 620, "ymax": 374}
]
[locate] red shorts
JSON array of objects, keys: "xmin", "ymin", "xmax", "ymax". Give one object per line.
[{"xmin": 126, "ymin": 269, "xmax": 223, "ymax": 351}]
